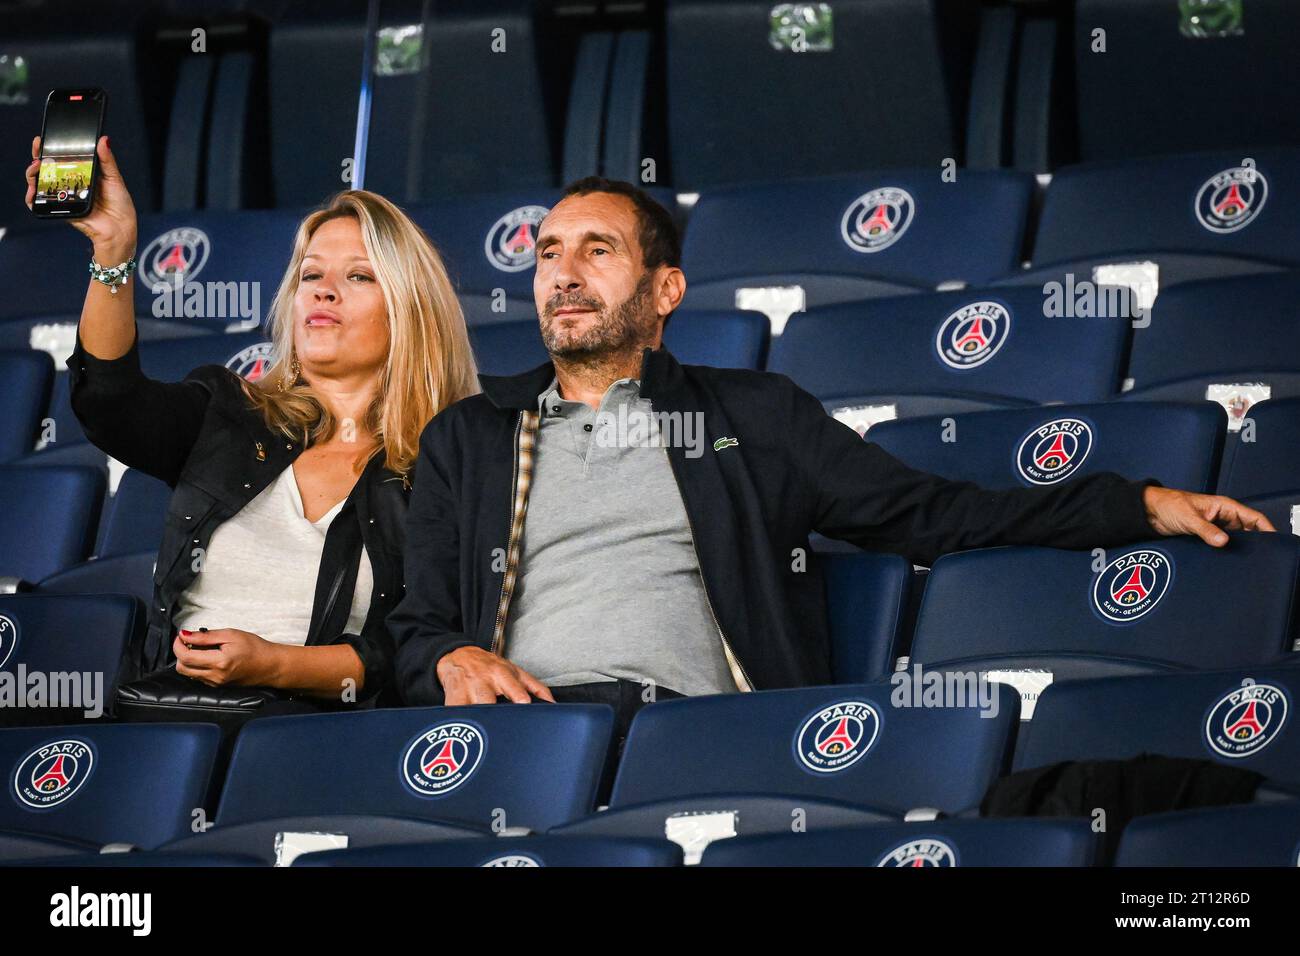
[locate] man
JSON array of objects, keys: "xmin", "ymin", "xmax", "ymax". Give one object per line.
[{"xmin": 388, "ymin": 177, "xmax": 1274, "ymax": 734}]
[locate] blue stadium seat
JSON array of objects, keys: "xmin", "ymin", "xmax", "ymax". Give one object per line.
[
  {"xmin": 665, "ymin": 0, "xmax": 980, "ymax": 189},
  {"xmin": 663, "ymin": 310, "xmax": 770, "ymax": 370},
  {"xmin": 1217, "ymin": 397, "xmax": 1300, "ymax": 501},
  {"xmin": 94, "ymin": 468, "xmax": 172, "ymax": 559},
  {"xmin": 868, "ymin": 402, "xmax": 1225, "ymax": 494},
  {"xmin": 1072, "ymin": 1, "xmax": 1300, "ymax": 163},
  {"xmin": 681, "ymin": 172, "xmax": 1035, "ymax": 317},
  {"xmin": 264, "ymin": 0, "xmax": 365, "ymax": 209},
  {"xmin": 0, "ymin": 350, "xmax": 53, "ymax": 462},
  {"xmin": 294, "ymin": 835, "xmax": 683, "ymax": 867},
  {"xmin": 1005, "ymin": 150, "xmax": 1300, "ymax": 290},
  {"xmin": 0, "ymin": 594, "xmax": 136, "ymax": 726},
  {"xmin": 699, "ymin": 818, "xmax": 1098, "ymax": 867},
  {"xmin": 1119, "ymin": 273, "xmax": 1300, "ymax": 405},
  {"xmin": 469, "ymin": 310, "xmax": 770, "ymax": 376},
  {"xmin": 1017, "ymin": 664, "xmax": 1300, "ymax": 795},
  {"xmin": 768, "ymin": 287, "xmax": 1130, "ymax": 416},
  {"xmin": 552, "ymin": 682, "xmax": 1018, "ymax": 855},
  {"xmin": 821, "ymin": 551, "xmax": 914, "ymax": 683},
  {"xmin": 16, "ymin": 850, "xmax": 265, "ymax": 867},
  {"xmin": 159, "ymin": 704, "xmax": 614, "ymax": 864},
  {"xmin": 911, "ymin": 535, "xmax": 1300, "ymax": 697},
  {"xmin": 1216, "ymin": 396, "xmax": 1300, "ymax": 533},
  {"xmin": 1115, "ymin": 802, "xmax": 1300, "ymax": 867},
  {"xmin": 0, "ymin": 465, "xmax": 104, "ymax": 584},
  {"xmin": 34, "ymin": 552, "xmax": 157, "ymax": 609},
  {"xmin": 0, "ymin": 723, "xmax": 220, "ymax": 858}
]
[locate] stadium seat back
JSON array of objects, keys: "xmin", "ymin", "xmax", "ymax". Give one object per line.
[
  {"xmin": 0, "ymin": 465, "xmax": 104, "ymax": 583},
  {"xmin": 1115, "ymin": 801, "xmax": 1300, "ymax": 867},
  {"xmin": 700, "ymin": 817, "xmax": 1098, "ymax": 866},
  {"xmin": 682, "ymin": 171, "xmax": 1035, "ymax": 309},
  {"xmin": 610, "ymin": 681, "xmax": 1018, "ymax": 815},
  {"xmin": 0, "ymin": 350, "xmax": 53, "ymax": 462},
  {"xmin": 215, "ymin": 704, "xmax": 614, "ymax": 831},
  {"xmin": 769, "ymin": 288, "xmax": 1130, "ymax": 406},
  {"xmin": 821, "ymin": 551, "xmax": 914, "ymax": 682},
  {"xmin": 912, "ymin": 535, "xmax": 1300, "ymax": 683},
  {"xmin": 294, "ymin": 834, "xmax": 683, "ymax": 867},
  {"xmin": 868, "ymin": 402, "xmax": 1226, "ymax": 494},
  {"xmin": 1018, "ymin": 665, "xmax": 1300, "ymax": 793},
  {"xmin": 0, "ymin": 723, "xmax": 219, "ymax": 849}
]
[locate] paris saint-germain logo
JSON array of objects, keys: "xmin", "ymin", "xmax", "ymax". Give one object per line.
[
  {"xmin": 1016, "ymin": 418, "xmax": 1093, "ymax": 485},
  {"xmin": 794, "ymin": 700, "xmax": 881, "ymax": 774},
  {"xmin": 224, "ymin": 342, "xmax": 275, "ymax": 383},
  {"xmin": 1204, "ymin": 682, "xmax": 1288, "ymax": 759},
  {"xmin": 401, "ymin": 721, "xmax": 486, "ymax": 797},
  {"xmin": 0, "ymin": 613, "xmax": 16, "ymax": 671},
  {"xmin": 13, "ymin": 738, "xmax": 96, "ymax": 810},
  {"xmin": 935, "ymin": 301, "xmax": 1011, "ymax": 370},
  {"xmin": 139, "ymin": 226, "xmax": 211, "ymax": 288},
  {"xmin": 877, "ymin": 838, "xmax": 958, "ymax": 867},
  {"xmin": 1092, "ymin": 548, "xmax": 1173, "ymax": 624},
  {"xmin": 485, "ymin": 205, "xmax": 549, "ymax": 272},
  {"xmin": 1195, "ymin": 166, "xmax": 1268, "ymax": 234},
  {"xmin": 840, "ymin": 186, "xmax": 915, "ymax": 254},
  {"xmin": 480, "ymin": 853, "xmax": 542, "ymax": 867}
]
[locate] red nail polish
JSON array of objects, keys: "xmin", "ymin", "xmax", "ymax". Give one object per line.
[{"xmin": 179, "ymin": 629, "xmax": 191, "ymax": 636}]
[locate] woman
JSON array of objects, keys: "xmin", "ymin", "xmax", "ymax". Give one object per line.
[{"xmin": 24, "ymin": 134, "xmax": 478, "ymax": 704}]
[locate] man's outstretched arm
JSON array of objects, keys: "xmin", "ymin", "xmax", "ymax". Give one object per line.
[{"xmin": 785, "ymin": 380, "xmax": 1274, "ymax": 565}]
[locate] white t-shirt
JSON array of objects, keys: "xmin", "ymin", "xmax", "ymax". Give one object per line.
[{"xmin": 173, "ymin": 464, "xmax": 373, "ymax": 645}]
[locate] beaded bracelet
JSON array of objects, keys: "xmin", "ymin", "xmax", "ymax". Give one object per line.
[{"xmin": 88, "ymin": 256, "xmax": 137, "ymax": 294}]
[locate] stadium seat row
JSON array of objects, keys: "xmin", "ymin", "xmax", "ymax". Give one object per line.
[
  {"xmin": 1, "ymin": 665, "xmax": 1297, "ymax": 865},
  {"xmin": 4, "ymin": 0, "xmax": 1297, "ymax": 227},
  {"xmin": 3, "ymin": 531, "xmax": 1298, "ymax": 727}
]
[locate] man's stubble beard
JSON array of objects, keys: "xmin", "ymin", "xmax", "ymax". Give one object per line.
[{"xmin": 540, "ymin": 273, "xmax": 657, "ymax": 366}]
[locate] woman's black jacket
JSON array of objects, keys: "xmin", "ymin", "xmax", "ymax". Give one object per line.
[{"xmin": 65, "ymin": 327, "xmax": 406, "ymax": 703}]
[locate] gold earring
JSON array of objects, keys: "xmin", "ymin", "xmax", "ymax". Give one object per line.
[{"xmin": 276, "ymin": 358, "xmax": 302, "ymax": 393}]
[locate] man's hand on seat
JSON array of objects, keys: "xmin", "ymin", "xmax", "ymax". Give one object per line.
[
  {"xmin": 436, "ymin": 646, "xmax": 556, "ymax": 705},
  {"xmin": 1144, "ymin": 486, "xmax": 1276, "ymax": 547}
]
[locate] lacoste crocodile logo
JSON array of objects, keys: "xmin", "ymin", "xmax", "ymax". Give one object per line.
[{"xmin": 713, "ymin": 437, "xmax": 740, "ymax": 452}]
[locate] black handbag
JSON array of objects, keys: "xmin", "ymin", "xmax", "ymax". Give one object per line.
[{"xmin": 115, "ymin": 665, "xmax": 322, "ymax": 735}]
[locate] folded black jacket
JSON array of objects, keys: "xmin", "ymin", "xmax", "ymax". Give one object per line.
[
  {"xmin": 390, "ymin": 347, "xmax": 1161, "ymax": 705},
  {"xmin": 65, "ymin": 328, "xmax": 405, "ymax": 702}
]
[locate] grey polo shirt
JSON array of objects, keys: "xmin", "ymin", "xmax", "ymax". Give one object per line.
[{"xmin": 501, "ymin": 376, "xmax": 738, "ymax": 697}]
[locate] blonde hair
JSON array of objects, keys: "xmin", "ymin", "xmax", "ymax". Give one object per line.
[{"xmin": 241, "ymin": 189, "xmax": 479, "ymax": 477}]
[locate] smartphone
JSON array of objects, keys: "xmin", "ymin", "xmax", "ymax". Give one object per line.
[{"xmin": 31, "ymin": 87, "xmax": 106, "ymax": 219}]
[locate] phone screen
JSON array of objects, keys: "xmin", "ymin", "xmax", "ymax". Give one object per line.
[{"xmin": 33, "ymin": 88, "xmax": 104, "ymax": 218}]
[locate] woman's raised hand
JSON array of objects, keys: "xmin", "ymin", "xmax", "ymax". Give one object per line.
[{"xmin": 25, "ymin": 133, "xmax": 138, "ymax": 264}]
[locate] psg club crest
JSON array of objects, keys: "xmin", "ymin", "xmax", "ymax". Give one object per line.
[
  {"xmin": 794, "ymin": 700, "xmax": 881, "ymax": 774},
  {"xmin": 840, "ymin": 186, "xmax": 915, "ymax": 254},
  {"xmin": 1195, "ymin": 166, "xmax": 1268, "ymax": 234},
  {"xmin": 1016, "ymin": 418, "xmax": 1094, "ymax": 485},
  {"xmin": 224, "ymin": 342, "xmax": 275, "ymax": 383},
  {"xmin": 401, "ymin": 721, "xmax": 486, "ymax": 797},
  {"xmin": 1204, "ymin": 682, "xmax": 1289, "ymax": 759},
  {"xmin": 1092, "ymin": 548, "xmax": 1173, "ymax": 624},
  {"xmin": 480, "ymin": 853, "xmax": 542, "ymax": 867},
  {"xmin": 484, "ymin": 205, "xmax": 549, "ymax": 272},
  {"xmin": 935, "ymin": 301, "xmax": 1011, "ymax": 370},
  {"xmin": 0, "ymin": 613, "xmax": 16, "ymax": 671},
  {"xmin": 139, "ymin": 226, "xmax": 211, "ymax": 288},
  {"xmin": 12, "ymin": 738, "xmax": 96, "ymax": 810},
  {"xmin": 876, "ymin": 838, "xmax": 958, "ymax": 867}
]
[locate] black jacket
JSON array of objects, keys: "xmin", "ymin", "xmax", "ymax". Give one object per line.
[
  {"xmin": 66, "ymin": 328, "xmax": 405, "ymax": 702},
  {"xmin": 389, "ymin": 347, "xmax": 1159, "ymax": 705}
]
